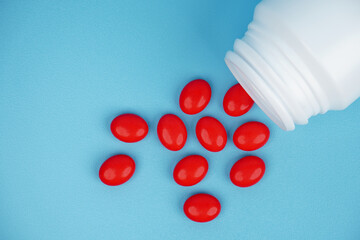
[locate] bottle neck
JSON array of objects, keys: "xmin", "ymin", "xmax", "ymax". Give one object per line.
[{"xmin": 225, "ymin": 21, "xmax": 330, "ymax": 130}]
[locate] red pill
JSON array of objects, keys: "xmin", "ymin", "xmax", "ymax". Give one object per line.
[
  {"xmin": 183, "ymin": 193, "xmax": 221, "ymax": 222},
  {"xmin": 110, "ymin": 114, "xmax": 148, "ymax": 143},
  {"xmin": 173, "ymin": 155, "xmax": 208, "ymax": 186},
  {"xmin": 230, "ymin": 156, "xmax": 265, "ymax": 187},
  {"xmin": 196, "ymin": 116, "xmax": 227, "ymax": 152},
  {"xmin": 223, "ymin": 84, "xmax": 254, "ymax": 117},
  {"xmin": 157, "ymin": 114, "xmax": 187, "ymax": 151},
  {"xmin": 99, "ymin": 155, "xmax": 135, "ymax": 186},
  {"xmin": 179, "ymin": 79, "xmax": 211, "ymax": 115},
  {"xmin": 233, "ymin": 121, "xmax": 270, "ymax": 151}
]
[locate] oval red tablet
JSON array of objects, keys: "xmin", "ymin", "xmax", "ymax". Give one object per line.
[
  {"xmin": 230, "ymin": 156, "xmax": 265, "ymax": 187},
  {"xmin": 196, "ymin": 116, "xmax": 227, "ymax": 152},
  {"xmin": 157, "ymin": 114, "xmax": 187, "ymax": 151},
  {"xmin": 173, "ymin": 155, "xmax": 208, "ymax": 186},
  {"xmin": 233, "ymin": 121, "xmax": 270, "ymax": 151},
  {"xmin": 179, "ymin": 79, "xmax": 211, "ymax": 115},
  {"xmin": 223, "ymin": 84, "xmax": 254, "ymax": 116},
  {"xmin": 183, "ymin": 193, "xmax": 221, "ymax": 222},
  {"xmin": 110, "ymin": 114, "xmax": 148, "ymax": 143},
  {"xmin": 99, "ymin": 155, "xmax": 136, "ymax": 186}
]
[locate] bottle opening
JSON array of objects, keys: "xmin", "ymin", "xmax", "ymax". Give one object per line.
[{"xmin": 225, "ymin": 51, "xmax": 295, "ymax": 131}]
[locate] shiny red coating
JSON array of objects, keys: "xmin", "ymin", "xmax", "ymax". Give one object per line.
[
  {"xmin": 157, "ymin": 114, "xmax": 187, "ymax": 151},
  {"xmin": 196, "ymin": 116, "xmax": 227, "ymax": 152},
  {"xmin": 173, "ymin": 155, "xmax": 208, "ymax": 186},
  {"xmin": 230, "ymin": 156, "xmax": 265, "ymax": 187},
  {"xmin": 179, "ymin": 79, "xmax": 211, "ymax": 115},
  {"xmin": 183, "ymin": 193, "xmax": 221, "ymax": 222},
  {"xmin": 99, "ymin": 155, "xmax": 136, "ymax": 186},
  {"xmin": 110, "ymin": 114, "xmax": 148, "ymax": 143},
  {"xmin": 223, "ymin": 84, "xmax": 254, "ymax": 116},
  {"xmin": 233, "ymin": 121, "xmax": 270, "ymax": 151}
]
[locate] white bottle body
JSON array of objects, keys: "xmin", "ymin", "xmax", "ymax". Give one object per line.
[{"xmin": 225, "ymin": 0, "xmax": 360, "ymax": 130}]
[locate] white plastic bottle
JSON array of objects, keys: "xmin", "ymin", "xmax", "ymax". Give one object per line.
[{"xmin": 225, "ymin": 0, "xmax": 360, "ymax": 130}]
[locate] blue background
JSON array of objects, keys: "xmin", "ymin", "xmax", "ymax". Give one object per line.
[{"xmin": 1, "ymin": 1, "xmax": 360, "ymax": 239}]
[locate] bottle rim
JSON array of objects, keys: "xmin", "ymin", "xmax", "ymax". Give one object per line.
[{"xmin": 225, "ymin": 51, "xmax": 295, "ymax": 131}]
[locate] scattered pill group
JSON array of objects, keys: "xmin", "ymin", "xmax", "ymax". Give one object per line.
[{"xmin": 99, "ymin": 78, "xmax": 270, "ymax": 222}]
